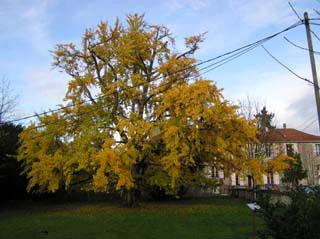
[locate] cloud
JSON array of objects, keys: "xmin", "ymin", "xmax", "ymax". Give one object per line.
[
  {"xmin": 164, "ymin": 0, "xmax": 211, "ymax": 13},
  {"xmin": 165, "ymin": 0, "xmax": 302, "ymax": 58},
  {"xmin": 21, "ymin": 68, "xmax": 70, "ymax": 113},
  {"xmin": 229, "ymin": 0, "xmax": 298, "ymax": 29},
  {"xmin": 286, "ymin": 90, "xmax": 319, "ymax": 134},
  {"xmin": 0, "ymin": 0, "xmax": 53, "ymax": 55},
  {"xmin": 222, "ymin": 64, "xmax": 319, "ymax": 133}
]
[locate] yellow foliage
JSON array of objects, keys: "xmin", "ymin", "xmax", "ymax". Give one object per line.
[
  {"xmin": 247, "ymin": 158, "xmax": 264, "ymax": 184},
  {"xmin": 266, "ymin": 154, "xmax": 294, "ymax": 173}
]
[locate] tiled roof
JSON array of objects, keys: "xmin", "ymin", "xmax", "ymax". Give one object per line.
[{"xmin": 259, "ymin": 128, "xmax": 320, "ymax": 143}]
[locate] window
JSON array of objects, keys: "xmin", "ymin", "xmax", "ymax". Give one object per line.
[
  {"xmin": 211, "ymin": 166, "xmax": 218, "ymax": 178},
  {"xmin": 236, "ymin": 175, "xmax": 239, "ymax": 186},
  {"xmin": 267, "ymin": 172, "xmax": 274, "ymax": 184},
  {"xmin": 265, "ymin": 144, "xmax": 272, "ymax": 157},
  {"xmin": 316, "ymin": 144, "xmax": 320, "ymax": 156},
  {"xmin": 286, "ymin": 144, "xmax": 294, "ymax": 156}
]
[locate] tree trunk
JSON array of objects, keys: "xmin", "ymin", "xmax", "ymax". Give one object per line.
[{"xmin": 121, "ymin": 188, "xmax": 140, "ymax": 207}]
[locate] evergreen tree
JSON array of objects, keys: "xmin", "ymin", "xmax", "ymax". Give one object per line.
[
  {"xmin": 282, "ymin": 147, "xmax": 307, "ymax": 187},
  {"xmin": 255, "ymin": 106, "xmax": 275, "ymax": 132},
  {"xmin": 0, "ymin": 123, "xmax": 27, "ymax": 200}
]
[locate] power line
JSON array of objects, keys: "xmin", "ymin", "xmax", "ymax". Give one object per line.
[
  {"xmin": 288, "ymin": 2, "xmax": 303, "ymax": 21},
  {"xmin": 261, "ymin": 45, "xmax": 317, "ymax": 87},
  {"xmin": 313, "ymin": 9, "xmax": 320, "ymax": 16},
  {"xmin": 197, "ymin": 42, "xmax": 260, "ymax": 73},
  {"xmin": 2, "ymin": 20, "xmax": 304, "ymax": 127},
  {"xmin": 24, "ymin": 47, "xmax": 260, "ymax": 135},
  {"xmin": 287, "ymin": 2, "xmax": 320, "ymax": 44},
  {"xmin": 311, "ymin": 29, "xmax": 320, "ymax": 42},
  {"xmin": 283, "ymin": 36, "xmax": 320, "ymax": 55},
  {"xmin": 19, "ymin": 22, "xmax": 307, "ymax": 139},
  {"xmin": 199, "ymin": 21, "xmax": 305, "ymax": 76},
  {"xmin": 198, "ymin": 42, "xmax": 263, "ymax": 76},
  {"xmin": 297, "ymin": 114, "xmax": 317, "ymax": 129},
  {"xmin": 302, "ymin": 118, "xmax": 318, "ymax": 131}
]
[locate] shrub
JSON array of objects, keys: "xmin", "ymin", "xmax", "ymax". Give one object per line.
[{"xmin": 257, "ymin": 186, "xmax": 320, "ymax": 239}]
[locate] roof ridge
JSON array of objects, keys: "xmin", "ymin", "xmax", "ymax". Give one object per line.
[{"xmin": 261, "ymin": 127, "xmax": 320, "ymax": 143}]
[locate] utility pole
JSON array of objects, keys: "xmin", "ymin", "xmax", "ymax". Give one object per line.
[{"xmin": 304, "ymin": 12, "xmax": 320, "ymax": 132}]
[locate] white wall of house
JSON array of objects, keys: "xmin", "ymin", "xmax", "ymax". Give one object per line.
[
  {"xmin": 239, "ymin": 177, "xmax": 245, "ymax": 186},
  {"xmin": 218, "ymin": 170, "xmax": 224, "ymax": 179},
  {"xmin": 263, "ymin": 175, "xmax": 268, "ymax": 184},
  {"xmin": 231, "ymin": 173, "xmax": 236, "ymax": 186},
  {"xmin": 274, "ymin": 173, "xmax": 280, "ymax": 185},
  {"xmin": 270, "ymin": 142, "xmax": 320, "ymax": 185}
]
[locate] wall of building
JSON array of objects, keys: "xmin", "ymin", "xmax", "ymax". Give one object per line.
[
  {"xmin": 298, "ymin": 143, "xmax": 320, "ymax": 185},
  {"xmin": 269, "ymin": 142, "xmax": 320, "ymax": 185}
]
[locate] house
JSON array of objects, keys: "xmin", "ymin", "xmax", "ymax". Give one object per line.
[
  {"xmin": 202, "ymin": 125, "xmax": 320, "ymax": 196},
  {"xmin": 261, "ymin": 125, "xmax": 320, "ymax": 185}
]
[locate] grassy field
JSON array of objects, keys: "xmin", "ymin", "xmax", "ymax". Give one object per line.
[{"xmin": 0, "ymin": 197, "xmax": 262, "ymax": 239}]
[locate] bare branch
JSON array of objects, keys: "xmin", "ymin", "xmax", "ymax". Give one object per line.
[
  {"xmin": 237, "ymin": 95, "xmax": 263, "ymax": 121},
  {"xmin": 0, "ymin": 77, "xmax": 19, "ymax": 123}
]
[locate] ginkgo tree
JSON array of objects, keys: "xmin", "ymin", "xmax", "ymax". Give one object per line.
[{"xmin": 18, "ymin": 14, "xmax": 259, "ymax": 206}]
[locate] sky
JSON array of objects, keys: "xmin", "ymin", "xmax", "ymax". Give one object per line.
[{"xmin": 1, "ymin": 0, "xmax": 320, "ymax": 134}]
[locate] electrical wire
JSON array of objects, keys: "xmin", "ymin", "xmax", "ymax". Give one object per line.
[
  {"xmin": 288, "ymin": 2, "xmax": 303, "ymax": 21},
  {"xmin": 287, "ymin": 1, "xmax": 320, "ymax": 44},
  {"xmin": 302, "ymin": 118, "xmax": 318, "ymax": 131},
  {"xmin": 284, "ymin": 36, "xmax": 320, "ymax": 55},
  {"xmin": 311, "ymin": 29, "xmax": 320, "ymax": 42},
  {"xmin": 26, "ymin": 49, "xmax": 263, "ymax": 136},
  {"xmin": 197, "ymin": 39, "xmax": 267, "ymax": 76},
  {"xmin": 261, "ymin": 45, "xmax": 317, "ymax": 87},
  {"xmin": 2, "ymin": 20, "xmax": 304, "ymax": 129},
  {"xmin": 296, "ymin": 114, "xmax": 317, "ymax": 129}
]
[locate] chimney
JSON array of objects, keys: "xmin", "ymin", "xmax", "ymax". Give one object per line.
[{"xmin": 283, "ymin": 123, "xmax": 286, "ymax": 129}]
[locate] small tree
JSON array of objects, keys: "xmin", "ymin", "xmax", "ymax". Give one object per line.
[
  {"xmin": 282, "ymin": 148, "xmax": 307, "ymax": 187},
  {"xmin": 0, "ymin": 77, "xmax": 18, "ymax": 123},
  {"xmin": 255, "ymin": 106, "xmax": 275, "ymax": 132}
]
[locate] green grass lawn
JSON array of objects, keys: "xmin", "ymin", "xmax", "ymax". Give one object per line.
[{"xmin": 0, "ymin": 197, "xmax": 262, "ymax": 239}]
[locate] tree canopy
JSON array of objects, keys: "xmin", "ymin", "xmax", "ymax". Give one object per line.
[{"xmin": 18, "ymin": 14, "xmax": 259, "ymax": 205}]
